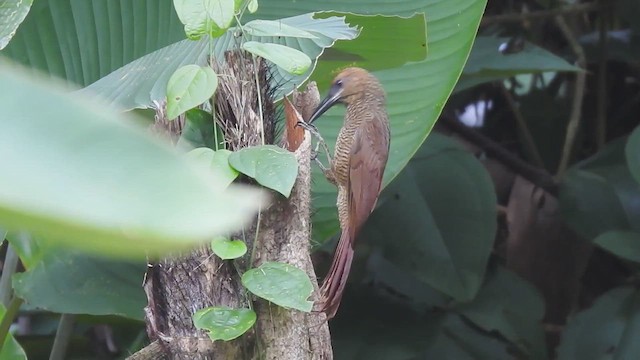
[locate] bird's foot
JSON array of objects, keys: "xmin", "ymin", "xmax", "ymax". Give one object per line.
[{"xmin": 296, "ymin": 120, "xmax": 333, "ymax": 167}]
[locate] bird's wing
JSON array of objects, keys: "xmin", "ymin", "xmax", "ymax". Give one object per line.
[{"xmin": 347, "ymin": 117, "xmax": 390, "ymax": 239}]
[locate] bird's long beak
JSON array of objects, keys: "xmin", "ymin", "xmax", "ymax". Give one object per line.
[{"xmin": 308, "ymin": 87, "xmax": 343, "ymax": 124}]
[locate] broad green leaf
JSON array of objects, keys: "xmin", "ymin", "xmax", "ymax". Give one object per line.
[
  {"xmin": 557, "ymin": 287, "xmax": 640, "ymax": 360},
  {"xmin": 2, "ymin": 0, "xmax": 187, "ymax": 87},
  {"xmin": 241, "ymin": 262, "xmax": 313, "ymax": 312},
  {"xmin": 242, "ymin": 20, "xmax": 317, "ymax": 39},
  {"xmin": 211, "ymin": 237, "xmax": 247, "ymax": 259},
  {"xmin": 193, "ymin": 307, "xmax": 256, "ymax": 341},
  {"xmin": 310, "ymin": 12, "xmax": 427, "ymax": 90},
  {"xmin": 12, "ymin": 251, "xmax": 146, "ymax": 320},
  {"xmin": 186, "ymin": 148, "xmax": 239, "ymax": 189},
  {"xmin": 228, "ymin": 145, "xmax": 298, "ymax": 197},
  {"xmin": 456, "ymin": 36, "xmax": 582, "ymax": 91},
  {"xmin": 166, "ymin": 64, "xmax": 218, "ymax": 120},
  {"xmin": 365, "ymin": 134, "xmax": 496, "ymax": 301},
  {"xmin": 176, "ymin": 108, "xmax": 225, "ymax": 150},
  {"xmin": 203, "ymin": 0, "xmax": 235, "ymax": 31},
  {"xmin": 0, "ymin": 0, "xmax": 33, "ymax": 50},
  {"xmin": 242, "ymin": 41, "xmax": 311, "ymax": 75},
  {"xmin": 81, "ymin": 13, "xmax": 358, "ymax": 110},
  {"xmin": 0, "ymin": 61, "xmax": 262, "ymax": 259},
  {"xmin": 626, "ymin": 124, "xmax": 640, "ymax": 185},
  {"xmin": 559, "ymin": 138, "xmax": 640, "ymax": 241},
  {"xmin": 330, "ymin": 288, "xmax": 512, "ymax": 359},
  {"xmin": 593, "ymin": 230, "xmax": 640, "ymax": 263},
  {"xmin": 458, "ymin": 267, "xmax": 548, "ymax": 360},
  {"xmin": 0, "ymin": 304, "xmax": 27, "ymax": 359}
]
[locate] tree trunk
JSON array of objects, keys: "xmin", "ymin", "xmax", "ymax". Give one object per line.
[{"xmin": 131, "ymin": 83, "xmax": 332, "ymax": 359}]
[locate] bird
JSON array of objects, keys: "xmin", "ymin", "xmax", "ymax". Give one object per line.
[{"xmin": 298, "ymin": 67, "xmax": 390, "ymax": 319}]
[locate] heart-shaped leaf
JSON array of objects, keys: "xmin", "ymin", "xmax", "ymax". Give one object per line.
[
  {"xmin": 166, "ymin": 64, "xmax": 218, "ymax": 120},
  {"xmin": 241, "ymin": 262, "xmax": 313, "ymax": 312},
  {"xmin": 211, "ymin": 237, "xmax": 247, "ymax": 259},
  {"xmin": 228, "ymin": 145, "xmax": 298, "ymax": 197},
  {"xmin": 193, "ymin": 307, "xmax": 256, "ymax": 341}
]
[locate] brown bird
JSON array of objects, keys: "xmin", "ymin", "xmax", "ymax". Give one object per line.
[{"xmin": 299, "ymin": 67, "xmax": 390, "ymax": 319}]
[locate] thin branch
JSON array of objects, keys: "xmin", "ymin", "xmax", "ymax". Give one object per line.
[
  {"xmin": 501, "ymin": 84, "xmax": 545, "ymax": 168},
  {"xmin": 440, "ymin": 115, "xmax": 558, "ymax": 196},
  {"xmin": 596, "ymin": 0, "xmax": 608, "ymax": 150},
  {"xmin": 49, "ymin": 314, "xmax": 76, "ymax": 360},
  {"xmin": 0, "ymin": 243, "xmax": 19, "ymax": 307},
  {"xmin": 555, "ymin": 15, "xmax": 588, "ymax": 177},
  {"xmin": 481, "ymin": 2, "xmax": 602, "ymax": 26},
  {"xmin": 0, "ymin": 296, "xmax": 23, "ymax": 351}
]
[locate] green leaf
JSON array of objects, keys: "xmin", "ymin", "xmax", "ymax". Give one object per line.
[
  {"xmin": 330, "ymin": 289, "xmax": 512, "ymax": 359},
  {"xmin": 241, "ymin": 262, "xmax": 313, "ymax": 312},
  {"xmin": 242, "ymin": 41, "xmax": 311, "ymax": 75},
  {"xmin": 211, "ymin": 237, "xmax": 247, "ymax": 259},
  {"xmin": 593, "ymin": 230, "xmax": 640, "ymax": 263},
  {"xmin": 242, "ymin": 20, "xmax": 317, "ymax": 39},
  {"xmin": 458, "ymin": 267, "xmax": 548, "ymax": 360},
  {"xmin": 186, "ymin": 148, "xmax": 239, "ymax": 189},
  {"xmin": 0, "ymin": 304, "xmax": 27, "ymax": 359},
  {"xmin": 228, "ymin": 145, "xmax": 298, "ymax": 197},
  {"xmin": 177, "ymin": 109, "xmax": 225, "ymax": 150},
  {"xmin": 0, "ymin": 61, "xmax": 261, "ymax": 259},
  {"xmin": 557, "ymin": 287, "xmax": 640, "ymax": 360},
  {"xmin": 365, "ymin": 134, "xmax": 496, "ymax": 301},
  {"xmin": 456, "ymin": 36, "xmax": 582, "ymax": 91},
  {"xmin": 626, "ymin": 124, "xmax": 640, "ymax": 185},
  {"xmin": 193, "ymin": 307, "xmax": 256, "ymax": 341},
  {"xmin": 5, "ymin": 232, "xmax": 47, "ymax": 270},
  {"xmin": 559, "ymin": 138, "xmax": 640, "ymax": 241},
  {"xmin": 173, "ymin": 0, "xmax": 231, "ymax": 39},
  {"xmin": 2, "ymin": 0, "xmax": 187, "ymax": 87},
  {"xmin": 166, "ymin": 64, "xmax": 218, "ymax": 120},
  {"xmin": 12, "ymin": 251, "xmax": 146, "ymax": 320},
  {"xmin": 204, "ymin": 0, "xmax": 235, "ymax": 30},
  {"xmin": 311, "ymin": 12, "xmax": 427, "ymax": 90},
  {"xmin": 0, "ymin": 0, "xmax": 33, "ymax": 50}
]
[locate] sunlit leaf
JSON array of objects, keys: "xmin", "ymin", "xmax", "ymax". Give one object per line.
[{"xmin": 166, "ymin": 65, "xmax": 218, "ymax": 120}]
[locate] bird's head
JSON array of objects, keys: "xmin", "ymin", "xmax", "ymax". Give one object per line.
[{"xmin": 308, "ymin": 67, "xmax": 380, "ymax": 124}]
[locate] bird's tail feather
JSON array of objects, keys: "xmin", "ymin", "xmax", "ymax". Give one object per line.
[{"xmin": 317, "ymin": 230, "xmax": 354, "ymax": 319}]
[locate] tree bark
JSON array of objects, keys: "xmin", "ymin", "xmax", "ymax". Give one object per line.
[{"xmin": 130, "ymin": 83, "xmax": 332, "ymax": 359}]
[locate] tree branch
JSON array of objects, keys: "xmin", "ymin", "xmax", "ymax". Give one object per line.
[
  {"xmin": 555, "ymin": 15, "xmax": 587, "ymax": 177},
  {"xmin": 481, "ymin": 2, "xmax": 601, "ymax": 26}
]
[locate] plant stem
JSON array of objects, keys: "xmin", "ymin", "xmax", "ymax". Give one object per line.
[
  {"xmin": 49, "ymin": 314, "xmax": 76, "ymax": 360},
  {"xmin": 0, "ymin": 296, "xmax": 23, "ymax": 351},
  {"xmin": 555, "ymin": 15, "xmax": 587, "ymax": 178},
  {"xmin": 501, "ymin": 84, "xmax": 545, "ymax": 168},
  {"xmin": 0, "ymin": 243, "xmax": 19, "ymax": 307}
]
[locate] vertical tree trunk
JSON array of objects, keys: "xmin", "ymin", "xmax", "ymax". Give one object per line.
[{"xmin": 132, "ymin": 82, "xmax": 333, "ymax": 359}]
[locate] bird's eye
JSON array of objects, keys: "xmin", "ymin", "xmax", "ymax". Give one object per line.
[{"xmin": 335, "ymin": 79, "xmax": 343, "ymax": 87}]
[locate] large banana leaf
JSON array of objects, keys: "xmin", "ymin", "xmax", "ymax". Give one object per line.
[{"xmin": 1, "ymin": 0, "xmax": 485, "ymax": 244}]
